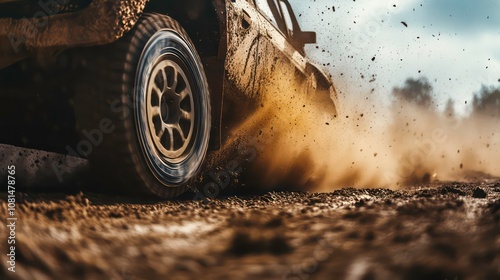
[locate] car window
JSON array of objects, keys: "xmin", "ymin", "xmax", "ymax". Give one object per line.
[
  {"xmin": 255, "ymin": 0, "xmax": 283, "ymax": 31},
  {"xmin": 278, "ymin": 0, "xmax": 294, "ymax": 37},
  {"xmin": 256, "ymin": 0, "xmax": 308, "ymax": 54}
]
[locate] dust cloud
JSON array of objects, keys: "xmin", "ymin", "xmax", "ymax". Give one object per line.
[{"xmin": 228, "ymin": 75, "xmax": 500, "ymax": 191}]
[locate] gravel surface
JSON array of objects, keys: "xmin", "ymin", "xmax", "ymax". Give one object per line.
[{"xmin": 1, "ymin": 179, "xmax": 499, "ymax": 280}]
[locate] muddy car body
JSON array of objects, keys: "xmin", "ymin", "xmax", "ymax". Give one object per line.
[{"xmin": 0, "ymin": 0, "xmax": 339, "ymax": 197}]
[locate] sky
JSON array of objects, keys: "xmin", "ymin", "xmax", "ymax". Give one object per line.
[{"xmin": 289, "ymin": 0, "xmax": 500, "ymax": 114}]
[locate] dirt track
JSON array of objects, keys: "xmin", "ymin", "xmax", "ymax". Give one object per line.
[{"xmin": 1, "ymin": 178, "xmax": 499, "ymax": 280}]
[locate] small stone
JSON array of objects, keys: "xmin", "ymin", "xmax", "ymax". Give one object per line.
[{"xmin": 472, "ymin": 187, "xmax": 487, "ymax": 199}]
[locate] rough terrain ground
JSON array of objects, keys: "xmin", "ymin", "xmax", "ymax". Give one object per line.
[{"xmin": 1, "ymin": 177, "xmax": 499, "ymax": 280}]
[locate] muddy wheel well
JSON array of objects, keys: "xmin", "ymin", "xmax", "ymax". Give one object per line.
[{"xmin": 144, "ymin": 0, "xmax": 224, "ymax": 58}]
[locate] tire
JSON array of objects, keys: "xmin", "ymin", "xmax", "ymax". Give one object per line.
[{"xmin": 75, "ymin": 13, "xmax": 211, "ymax": 198}]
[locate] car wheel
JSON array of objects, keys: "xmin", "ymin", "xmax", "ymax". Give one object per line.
[{"xmin": 75, "ymin": 13, "xmax": 211, "ymax": 198}]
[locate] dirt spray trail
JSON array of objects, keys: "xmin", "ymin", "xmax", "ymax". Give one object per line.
[
  {"xmin": 388, "ymin": 98, "xmax": 500, "ymax": 185},
  {"xmin": 221, "ymin": 75, "xmax": 500, "ymax": 192}
]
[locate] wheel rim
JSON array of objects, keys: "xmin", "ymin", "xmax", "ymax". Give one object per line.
[
  {"xmin": 135, "ymin": 28, "xmax": 211, "ymax": 188},
  {"xmin": 146, "ymin": 55, "xmax": 195, "ymax": 160}
]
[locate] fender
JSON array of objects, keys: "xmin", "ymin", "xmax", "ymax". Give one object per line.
[{"xmin": 0, "ymin": 0, "xmax": 149, "ymax": 69}]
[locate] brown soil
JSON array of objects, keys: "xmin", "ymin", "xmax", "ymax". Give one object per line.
[{"xmin": 1, "ymin": 179, "xmax": 499, "ymax": 280}]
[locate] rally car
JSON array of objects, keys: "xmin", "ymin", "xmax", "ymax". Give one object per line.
[{"xmin": 0, "ymin": 0, "xmax": 339, "ymax": 197}]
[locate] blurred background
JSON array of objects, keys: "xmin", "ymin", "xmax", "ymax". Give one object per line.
[{"xmin": 293, "ymin": 0, "xmax": 499, "ymax": 114}]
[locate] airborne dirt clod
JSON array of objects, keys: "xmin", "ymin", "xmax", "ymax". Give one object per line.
[{"xmin": 1, "ymin": 179, "xmax": 499, "ymax": 279}]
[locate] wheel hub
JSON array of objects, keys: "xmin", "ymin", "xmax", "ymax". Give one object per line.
[
  {"xmin": 160, "ymin": 94, "xmax": 178, "ymax": 124},
  {"xmin": 146, "ymin": 57, "xmax": 195, "ymax": 160}
]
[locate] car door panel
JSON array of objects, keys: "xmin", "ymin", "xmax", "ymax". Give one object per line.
[
  {"xmin": 225, "ymin": 0, "xmax": 263, "ymax": 98},
  {"xmin": 254, "ymin": 0, "xmax": 308, "ymax": 94}
]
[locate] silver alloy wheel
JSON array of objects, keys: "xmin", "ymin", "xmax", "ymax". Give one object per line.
[{"xmin": 147, "ymin": 57, "xmax": 195, "ymax": 161}]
